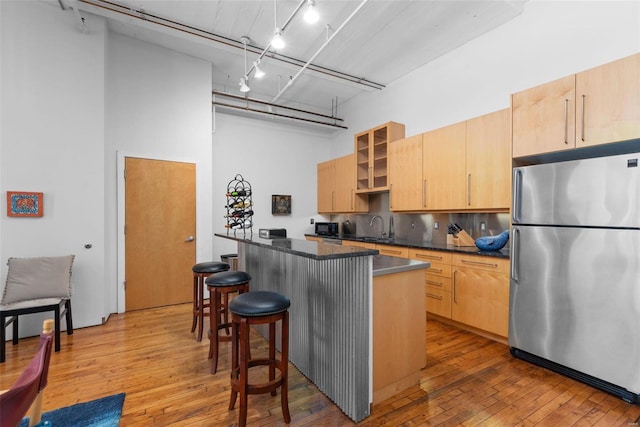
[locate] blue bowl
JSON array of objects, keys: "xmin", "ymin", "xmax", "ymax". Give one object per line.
[{"xmin": 475, "ymin": 230, "xmax": 509, "ymax": 251}]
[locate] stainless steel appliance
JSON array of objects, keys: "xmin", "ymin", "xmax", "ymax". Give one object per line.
[
  {"xmin": 510, "ymin": 152, "xmax": 640, "ymax": 404},
  {"xmin": 315, "ymin": 222, "xmax": 338, "ymax": 236},
  {"xmin": 258, "ymin": 228, "xmax": 287, "ymax": 239}
]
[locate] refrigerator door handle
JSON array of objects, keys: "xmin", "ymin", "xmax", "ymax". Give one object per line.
[
  {"xmin": 512, "ymin": 169, "xmax": 523, "ymax": 223},
  {"xmin": 510, "ymin": 227, "xmax": 520, "ymax": 282}
]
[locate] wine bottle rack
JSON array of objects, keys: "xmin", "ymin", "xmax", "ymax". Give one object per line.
[{"xmin": 225, "ymin": 174, "xmax": 252, "ymax": 236}]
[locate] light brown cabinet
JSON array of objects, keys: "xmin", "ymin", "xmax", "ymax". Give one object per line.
[
  {"xmin": 409, "ymin": 249, "xmax": 453, "ymax": 319},
  {"xmin": 317, "ymin": 154, "xmax": 368, "ymax": 213},
  {"xmin": 513, "ymin": 53, "xmax": 640, "ymax": 158},
  {"xmin": 355, "ymin": 122, "xmax": 405, "ymax": 193},
  {"xmin": 451, "ymin": 254, "xmax": 509, "ymax": 338},
  {"xmin": 389, "ymin": 109, "xmax": 509, "ymax": 212}
]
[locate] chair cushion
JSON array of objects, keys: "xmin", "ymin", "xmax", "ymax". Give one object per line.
[
  {"xmin": 229, "ymin": 291, "xmax": 290, "ymax": 317},
  {"xmin": 192, "ymin": 261, "xmax": 230, "ymax": 274},
  {"xmin": 0, "ymin": 297, "xmax": 65, "ymax": 311},
  {"xmin": 1, "ymin": 255, "xmax": 75, "ymax": 305},
  {"xmin": 205, "ymin": 270, "xmax": 251, "ymax": 287}
]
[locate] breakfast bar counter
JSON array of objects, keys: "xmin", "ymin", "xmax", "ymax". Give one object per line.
[{"xmin": 215, "ymin": 233, "xmax": 430, "ymax": 422}]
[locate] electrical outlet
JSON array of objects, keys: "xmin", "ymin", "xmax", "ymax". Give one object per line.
[
  {"xmin": 310, "ymin": 218, "xmax": 314, "ymax": 224},
  {"xmin": 434, "ymin": 221, "xmax": 439, "ymax": 230},
  {"xmin": 480, "ymin": 222, "xmax": 486, "ymax": 231}
]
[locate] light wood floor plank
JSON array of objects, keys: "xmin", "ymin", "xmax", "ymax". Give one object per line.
[{"xmin": 1, "ymin": 303, "xmax": 639, "ymax": 426}]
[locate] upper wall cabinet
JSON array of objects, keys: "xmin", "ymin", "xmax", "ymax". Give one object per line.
[
  {"xmin": 317, "ymin": 154, "xmax": 368, "ymax": 214},
  {"xmin": 389, "ymin": 109, "xmax": 510, "ymax": 212},
  {"xmin": 512, "ymin": 53, "xmax": 640, "ymax": 158},
  {"xmin": 355, "ymin": 122, "xmax": 405, "ymax": 193}
]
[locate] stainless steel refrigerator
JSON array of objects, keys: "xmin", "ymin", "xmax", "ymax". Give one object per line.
[{"xmin": 510, "ymin": 151, "xmax": 640, "ymax": 404}]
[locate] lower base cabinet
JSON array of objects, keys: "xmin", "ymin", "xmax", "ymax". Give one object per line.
[{"xmin": 410, "ymin": 249, "xmax": 510, "ymax": 340}]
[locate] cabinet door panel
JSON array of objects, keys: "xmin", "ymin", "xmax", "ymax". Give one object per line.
[
  {"xmin": 576, "ymin": 53, "xmax": 640, "ymax": 147},
  {"xmin": 466, "ymin": 109, "xmax": 511, "ymax": 210},
  {"xmin": 422, "ymin": 122, "xmax": 466, "ymax": 210},
  {"xmin": 389, "ymin": 135, "xmax": 423, "ymax": 211},
  {"xmin": 452, "ymin": 267, "xmax": 509, "ymax": 337},
  {"xmin": 317, "ymin": 161, "xmax": 334, "ymax": 213},
  {"xmin": 426, "ymin": 287, "xmax": 451, "ymax": 318},
  {"xmin": 512, "ymin": 74, "xmax": 576, "ymax": 158}
]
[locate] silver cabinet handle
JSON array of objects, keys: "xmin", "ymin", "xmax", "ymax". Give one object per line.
[
  {"xmin": 453, "ymin": 270, "xmax": 457, "ymax": 304},
  {"xmin": 185, "ymin": 236, "xmax": 194, "ymax": 242},
  {"xmin": 423, "ymin": 180, "xmax": 427, "ymax": 208},
  {"xmin": 564, "ymin": 98, "xmax": 569, "ymax": 144},
  {"xmin": 426, "ymin": 292, "xmax": 443, "ymax": 301},
  {"xmin": 581, "ymin": 94, "xmax": 586, "ymax": 142},
  {"xmin": 389, "ymin": 184, "xmax": 393, "ymax": 209},
  {"xmin": 467, "ymin": 174, "xmax": 471, "ymax": 206}
]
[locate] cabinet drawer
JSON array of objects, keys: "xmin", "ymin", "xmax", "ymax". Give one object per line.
[
  {"xmin": 345, "ymin": 240, "xmax": 376, "ymax": 249},
  {"xmin": 452, "ymin": 254, "xmax": 509, "ymax": 274},
  {"xmin": 425, "ymin": 287, "xmax": 451, "ymax": 318},
  {"xmin": 409, "ymin": 248, "xmax": 452, "ymax": 264},
  {"xmin": 425, "ymin": 274, "xmax": 451, "ymax": 292},
  {"xmin": 376, "ymin": 244, "xmax": 408, "ymax": 258},
  {"xmin": 424, "ymin": 262, "xmax": 451, "ymax": 278}
]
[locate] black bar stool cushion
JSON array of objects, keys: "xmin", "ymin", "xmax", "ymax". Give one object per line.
[
  {"xmin": 206, "ymin": 270, "xmax": 251, "ymax": 287},
  {"xmin": 229, "ymin": 291, "xmax": 290, "ymax": 317},
  {"xmin": 193, "ymin": 261, "xmax": 230, "ymax": 274}
]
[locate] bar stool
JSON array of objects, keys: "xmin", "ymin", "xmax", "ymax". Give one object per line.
[
  {"xmin": 220, "ymin": 253, "xmax": 238, "ymax": 271},
  {"xmin": 191, "ymin": 261, "xmax": 230, "ymax": 342},
  {"xmin": 206, "ymin": 270, "xmax": 251, "ymax": 374},
  {"xmin": 228, "ymin": 291, "xmax": 291, "ymax": 427}
]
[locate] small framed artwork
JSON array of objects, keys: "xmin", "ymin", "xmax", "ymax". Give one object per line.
[
  {"xmin": 272, "ymin": 195, "xmax": 291, "ymax": 215},
  {"xmin": 7, "ymin": 191, "xmax": 44, "ymax": 217}
]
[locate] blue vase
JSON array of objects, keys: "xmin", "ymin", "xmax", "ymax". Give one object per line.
[{"xmin": 475, "ymin": 230, "xmax": 509, "ymax": 251}]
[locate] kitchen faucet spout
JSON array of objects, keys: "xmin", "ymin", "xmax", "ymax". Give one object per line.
[{"xmin": 370, "ymin": 215, "xmax": 385, "ymax": 238}]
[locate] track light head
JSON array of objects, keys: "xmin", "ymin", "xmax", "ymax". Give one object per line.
[
  {"xmin": 253, "ymin": 60, "xmax": 265, "ymax": 79},
  {"xmin": 271, "ymin": 28, "xmax": 285, "ymax": 50},
  {"xmin": 239, "ymin": 77, "xmax": 250, "ymax": 93},
  {"xmin": 304, "ymin": 0, "xmax": 319, "ymax": 24}
]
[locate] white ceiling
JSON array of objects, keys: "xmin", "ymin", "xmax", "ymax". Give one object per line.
[{"xmin": 65, "ymin": 0, "xmax": 527, "ymax": 128}]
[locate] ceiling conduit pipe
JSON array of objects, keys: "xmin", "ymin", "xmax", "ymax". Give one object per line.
[{"xmin": 272, "ymin": 0, "xmax": 370, "ymax": 104}]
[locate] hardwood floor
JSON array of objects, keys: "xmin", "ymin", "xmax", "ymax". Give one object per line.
[{"xmin": 2, "ymin": 304, "xmax": 639, "ymax": 426}]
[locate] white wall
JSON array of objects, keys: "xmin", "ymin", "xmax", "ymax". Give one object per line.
[
  {"xmin": 1, "ymin": 1, "xmax": 108, "ymax": 332},
  {"xmin": 211, "ymin": 113, "xmax": 331, "ymax": 260},
  {"xmin": 106, "ymin": 33, "xmax": 213, "ymax": 312},
  {"xmin": 332, "ymin": 0, "xmax": 640, "ymax": 153}
]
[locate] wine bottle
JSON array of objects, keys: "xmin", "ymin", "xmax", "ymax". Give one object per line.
[
  {"xmin": 226, "ymin": 189, "xmax": 251, "ymax": 197},
  {"xmin": 224, "ymin": 209, "xmax": 253, "ymax": 218}
]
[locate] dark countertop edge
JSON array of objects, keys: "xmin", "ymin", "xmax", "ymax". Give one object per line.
[
  {"xmin": 215, "ymin": 233, "xmax": 379, "ymax": 260},
  {"xmin": 305, "ymin": 234, "xmax": 510, "ymax": 259}
]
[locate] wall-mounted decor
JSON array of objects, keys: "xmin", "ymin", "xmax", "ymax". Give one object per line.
[
  {"xmin": 272, "ymin": 195, "xmax": 291, "ymax": 215},
  {"xmin": 7, "ymin": 191, "xmax": 43, "ymax": 217}
]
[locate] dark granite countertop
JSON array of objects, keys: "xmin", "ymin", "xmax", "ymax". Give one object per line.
[
  {"xmin": 305, "ymin": 234, "xmax": 510, "ymax": 259},
  {"xmin": 215, "ymin": 232, "xmax": 378, "ymax": 260}
]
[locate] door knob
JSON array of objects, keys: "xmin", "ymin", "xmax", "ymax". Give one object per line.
[{"xmin": 185, "ymin": 236, "xmax": 195, "ymax": 242}]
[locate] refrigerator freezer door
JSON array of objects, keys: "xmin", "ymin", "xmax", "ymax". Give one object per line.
[
  {"xmin": 509, "ymin": 225, "xmax": 640, "ymax": 393},
  {"xmin": 513, "ymin": 152, "xmax": 640, "ymax": 227}
]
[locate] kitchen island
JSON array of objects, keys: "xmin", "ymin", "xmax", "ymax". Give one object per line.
[{"xmin": 214, "ymin": 233, "xmax": 430, "ymax": 422}]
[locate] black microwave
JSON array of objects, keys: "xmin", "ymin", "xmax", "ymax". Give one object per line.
[{"xmin": 315, "ymin": 222, "xmax": 338, "ymax": 236}]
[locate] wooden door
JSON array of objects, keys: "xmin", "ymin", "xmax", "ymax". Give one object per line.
[
  {"xmin": 466, "ymin": 108, "xmax": 511, "ymax": 210},
  {"xmin": 125, "ymin": 157, "xmax": 196, "ymax": 311},
  {"xmin": 317, "ymin": 160, "xmax": 335, "ymax": 213},
  {"xmin": 576, "ymin": 53, "xmax": 640, "ymax": 148},
  {"xmin": 512, "ymin": 74, "xmax": 576, "ymax": 158},
  {"xmin": 388, "ymin": 135, "xmax": 423, "ymax": 211},
  {"xmin": 422, "ymin": 122, "xmax": 466, "ymax": 210}
]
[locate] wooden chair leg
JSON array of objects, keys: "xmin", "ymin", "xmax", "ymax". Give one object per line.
[
  {"xmin": 54, "ymin": 305, "xmax": 61, "ymax": 352},
  {"xmin": 281, "ymin": 311, "xmax": 291, "ymax": 423},
  {"xmin": 238, "ymin": 317, "xmax": 249, "ymax": 427},
  {"xmin": 64, "ymin": 300, "xmax": 73, "ymax": 334},
  {"xmin": 191, "ymin": 274, "xmax": 198, "ymax": 333}
]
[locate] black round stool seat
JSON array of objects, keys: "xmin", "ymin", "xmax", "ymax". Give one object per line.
[
  {"xmin": 229, "ymin": 291, "xmax": 290, "ymax": 317},
  {"xmin": 192, "ymin": 261, "xmax": 230, "ymax": 274},
  {"xmin": 206, "ymin": 270, "xmax": 251, "ymax": 287}
]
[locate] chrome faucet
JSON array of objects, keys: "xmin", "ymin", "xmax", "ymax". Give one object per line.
[{"xmin": 369, "ymin": 215, "xmax": 386, "ymax": 238}]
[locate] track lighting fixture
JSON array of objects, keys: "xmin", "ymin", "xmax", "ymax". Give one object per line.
[
  {"xmin": 239, "ymin": 77, "xmax": 250, "ymax": 93},
  {"xmin": 253, "ymin": 60, "xmax": 265, "ymax": 79},
  {"xmin": 271, "ymin": 28, "xmax": 285, "ymax": 50},
  {"xmin": 303, "ymin": 0, "xmax": 319, "ymax": 24}
]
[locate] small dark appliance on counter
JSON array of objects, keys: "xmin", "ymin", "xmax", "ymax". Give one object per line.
[
  {"xmin": 258, "ymin": 228, "xmax": 287, "ymax": 239},
  {"xmin": 315, "ymin": 222, "xmax": 338, "ymax": 236}
]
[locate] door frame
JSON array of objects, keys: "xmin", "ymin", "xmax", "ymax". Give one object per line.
[{"xmin": 116, "ymin": 150, "xmax": 203, "ymax": 313}]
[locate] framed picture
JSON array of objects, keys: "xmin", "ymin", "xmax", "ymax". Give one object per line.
[
  {"xmin": 7, "ymin": 191, "xmax": 44, "ymax": 217},
  {"xmin": 272, "ymin": 195, "xmax": 291, "ymax": 215}
]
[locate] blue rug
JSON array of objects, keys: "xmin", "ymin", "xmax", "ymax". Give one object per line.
[{"xmin": 19, "ymin": 393, "xmax": 125, "ymax": 427}]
